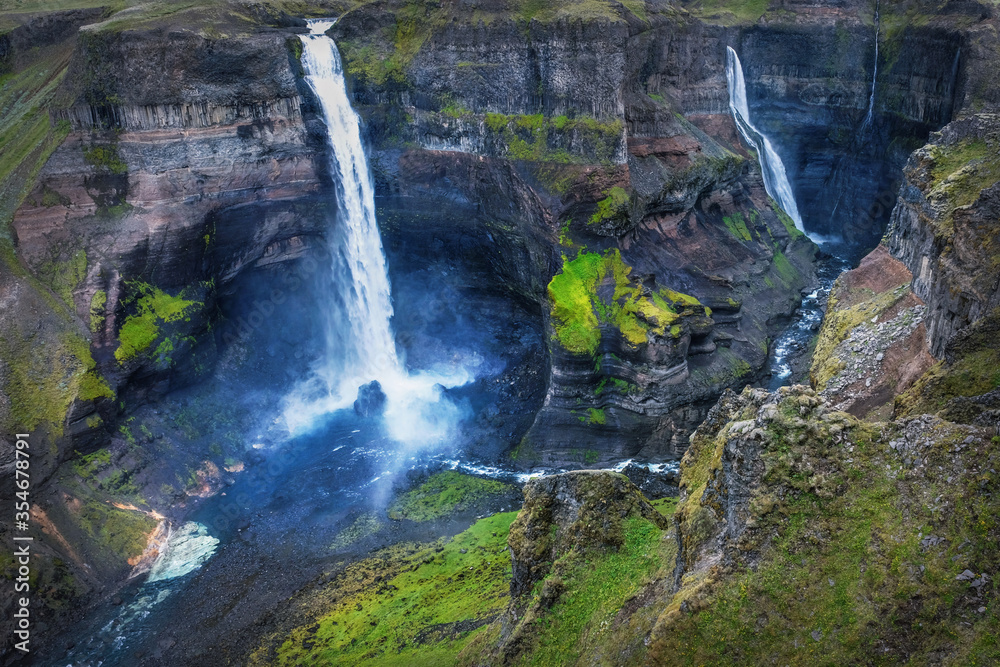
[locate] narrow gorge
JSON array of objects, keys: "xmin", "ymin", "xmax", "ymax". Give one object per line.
[{"xmin": 0, "ymin": 0, "xmax": 998, "ymax": 665}]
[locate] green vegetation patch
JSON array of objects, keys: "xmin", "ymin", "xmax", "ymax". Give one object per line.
[
  {"xmin": 482, "ymin": 112, "xmax": 623, "ymax": 166},
  {"xmin": 83, "ymin": 144, "xmax": 127, "ymax": 175},
  {"xmin": 89, "ymin": 290, "xmax": 107, "ymax": 332},
  {"xmin": 502, "ymin": 516, "xmax": 673, "ymax": 665},
  {"xmin": 331, "ymin": 513, "xmax": 384, "ymax": 550},
  {"xmin": 589, "ymin": 186, "xmax": 630, "ymax": 226},
  {"xmin": 682, "ymin": 0, "xmax": 770, "ymax": 25},
  {"xmin": 0, "ymin": 323, "xmax": 112, "ymax": 434},
  {"xmin": 722, "ymin": 211, "xmax": 753, "ymax": 241},
  {"xmin": 387, "ymin": 471, "xmax": 516, "ymax": 522},
  {"xmin": 547, "ymin": 249, "xmax": 700, "ymax": 355},
  {"xmin": 774, "ymin": 203, "xmax": 804, "ymax": 239},
  {"xmin": 0, "ymin": 42, "xmax": 73, "ymax": 241},
  {"xmin": 75, "ymin": 501, "xmax": 157, "ymax": 561},
  {"xmin": 115, "ymin": 281, "xmax": 201, "ymax": 363},
  {"xmin": 269, "ymin": 511, "xmax": 518, "ymax": 666},
  {"xmin": 72, "ymin": 448, "xmax": 111, "ymax": 479},
  {"xmin": 38, "ymin": 249, "xmax": 87, "ymax": 307}
]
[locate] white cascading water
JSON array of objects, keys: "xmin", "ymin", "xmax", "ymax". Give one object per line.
[
  {"xmin": 725, "ymin": 46, "xmax": 805, "ymax": 233},
  {"xmin": 860, "ymin": 0, "xmax": 880, "ymax": 135},
  {"xmin": 283, "ymin": 20, "xmax": 472, "ymax": 444}
]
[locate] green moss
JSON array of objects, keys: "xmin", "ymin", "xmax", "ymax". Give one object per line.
[
  {"xmin": 89, "ymin": 290, "xmax": 107, "ymax": 332},
  {"xmin": 924, "ymin": 138, "xmax": 1000, "ymax": 239},
  {"xmin": 586, "ymin": 407, "xmax": 606, "ymax": 425},
  {"xmin": 114, "ymin": 281, "xmax": 201, "ymax": 363},
  {"xmin": 649, "ymin": 495, "xmax": 679, "ymax": 518},
  {"xmin": 330, "ymin": 513, "xmax": 383, "ymax": 550},
  {"xmin": 589, "ymin": 186, "xmax": 630, "ymax": 226},
  {"xmin": 268, "ymin": 511, "xmax": 518, "ymax": 666},
  {"xmin": 38, "ymin": 249, "xmax": 86, "ymax": 306},
  {"xmin": 722, "ymin": 212, "xmax": 753, "ymax": 241},
  {"xmin": 83, "ymin": 144, "xmax": 127, "ymax": 175},
  {"xmin": 482, "ymin": 112, "xmax": 623, "ymax": 165},
  {"xmin": 76, "ymin": 501, "xmax": 156, "ymax": 561},
  {"xmin": 0, "ymin": 322, "xmax": 108, "ymax": 435},
  {"xmin": 0, "ymin": 42, "xmax": 73, "ymax": 242},
  {"xmin": 595, "ymin": 377, "xmax": 638, "ymax": 396},
  {"xmin": 684, "ymin": 0, "xmax": 770, "ymax": 25},
  {"xmin": 651, "ymin": 392, "xmax": 1000, "ymax": 666},
  {"xmin": 73, "ymin": 448, "xmax": 111, "ymax": 479},
  {"xmin": 501, "ymin": 516, "xmax": 672, "ymax": 665},
  {"xmin": 78, "ymin": 370, "xmax": 114, "ymax": 401},
  {"xmin": 548, "ymin": 250, "xmax": 693, "ymax": 355},
  {"xmin": 547, "ymin": 251, "xmax": 606, "ymax": 355},
  {"xmin": 771, "ymin": 249, "xmax": 800, "ymax": 285},
  {"xmin": 387, "ymin": 471, "xmax": 516, "ymax": 522},
  {"xmin": 774, "ymin": 204, "xmax": 804, "ymax": 239}
]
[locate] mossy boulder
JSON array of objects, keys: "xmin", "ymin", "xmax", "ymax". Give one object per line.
[{"xmin": 507, "ymin": 470, "xmax": 668, "ymax": 597}]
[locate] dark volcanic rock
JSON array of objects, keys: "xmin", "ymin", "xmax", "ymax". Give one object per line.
[{"xmin": 354, "ymin": 380, "xmax": 387, "ymax": 417}]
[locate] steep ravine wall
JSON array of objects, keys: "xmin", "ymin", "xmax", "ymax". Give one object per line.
[{"xmin": 331, "ymin": 3, "xmax": 820, "ymax": 467}]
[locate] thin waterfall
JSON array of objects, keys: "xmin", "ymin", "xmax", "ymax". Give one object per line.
[
  {"xmin": 725, "ymin": 46, "xmax": 805, "ymax": 233},
  {"xmin": 860, "ymin": 0, "xmax": 880, "ymax": 135},
  {"xmin": 283, "ymin": 20, "xmax": 472, "ymax": 444}
]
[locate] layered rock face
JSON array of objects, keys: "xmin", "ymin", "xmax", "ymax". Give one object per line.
[
  {"xmin": 740, "ymin": 18, "xmax": 963, "ymax": 246},
  {"xmin": 889, "ymin": 113, "xmax": 1000, "ymax": 357},
  {"xmin": 646, "ymin": 0, "xmax": 975, "ymax": 248},
  {"xmin": 12, "ymin": 24, "xmax": 329, "ymax": 419}
]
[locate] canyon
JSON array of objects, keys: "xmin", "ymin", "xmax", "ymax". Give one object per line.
[{"xmin": 0, "ymin": 0, "xmax": 998, "ymax": 664}]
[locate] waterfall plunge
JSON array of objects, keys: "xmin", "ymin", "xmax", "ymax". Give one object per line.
[
  {"xmin": 282, "ymin": 20, "xmax": 472, "ymax": 445},
  {"xmin": 725, "ymin": 46, "xmax": 806, "ymax": 234}
]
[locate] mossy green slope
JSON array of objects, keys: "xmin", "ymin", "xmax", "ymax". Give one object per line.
[
  {"xmin": 650, "ymin": 388, "xmax": 1000, "ymax": 666},
  {"xmin": 387, "ymin": 471, "xmax": 517, "ymax": 522},
  {"xmin": 260, "ymin": 512, "xmax": 518, "ymax": 666},
  {"xmin": 547, "ymin": 249, "xmax": 701, "ymax": 355}
]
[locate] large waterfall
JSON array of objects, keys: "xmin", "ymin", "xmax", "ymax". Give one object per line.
[
  {"xmin": 283, "ymin": 20, "xmax": 471, "ymax": 444},
  {"xmin": 725, "ymin": 46, "xmax": 805, "ymax": 233}
]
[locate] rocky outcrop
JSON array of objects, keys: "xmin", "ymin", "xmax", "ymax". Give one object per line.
[
  {"xmin": 644, "ymin": 383, "xmax": 999, "ymax": 665},
  {"xmin": 810, "ymin": 245, "xmax": 936, "ymax": 418},
  {"xmin": 507, "ymin": 470, "xmax": 669, "ymax": 596},
  {"xmin": 669, "ymin": 385, "xmax": 854, "ymax": 584},
  {"xmin": 888, "ymin": 113, "xmax": 1000, "ymax": 357},
  {"xmin": 491, "ymin": 470, "xmax": 669, "ymax": 662}
]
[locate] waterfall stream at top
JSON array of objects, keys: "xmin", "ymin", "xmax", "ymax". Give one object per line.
[
  {"xmin": 860, "ymin": 0, "xmax": 881, "ymax": 136},
  {"xmin": 283, "ymin": 20, "xmax": 473, "ymax": 445}
]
